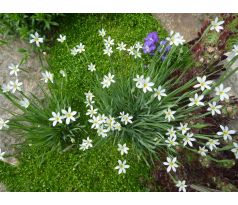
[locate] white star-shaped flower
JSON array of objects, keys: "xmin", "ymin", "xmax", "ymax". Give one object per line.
[
  {"xmin": 207, "ymin": 102, "xmax": 222, "ymax": 116},
  {"xmin": 183, "ymin": 133, "xmax": 196, "ymax": 147},
  {"xmin": 62, "ymin": 107, "xmax": 77, "ymax": 125},
  {"xmin": 193, "ymin": 76, "xmax": 213, "ymax": 91},
  {"xmin": 215, "ymin": 84, "xmax": 231, "ymax": 101},
  {"xmin": 104, "ymin": 36, "xmax": 114, "ymax": 47},
  {"xmin": 19, "ymin": 97, "xmax": 30, "ymax": 108},
  {"xmin": 153, "ymin": 86, "xmax": 167, "ymax": 101},
  {"xmin": 86, "ymin": 106, "xmax": 98, "ymax": 118},
  {"xmin": 188, "ymin": 93, "xmax": 204, "ymax": 107},
  {"xmin": 97, "ymin": 126, "xmax": 108, "ymax": 138},
  {"xmin": 165, "ymin": 136, "xmax": 178, "ymax": 147},
  {"xmin": 41, "ymin": 71, "xmax": 54, "ymax": 83},
  {"xmin": 206, "ymin": 139, "xmax": 220, "ymax": 151},
  {"xmin": 80, "ymin": 137, "xmax": 93, "ymax": 151},
  {"xmin": 88, "ymin": 115, "xmax": 102, "ymax": 129},
  {"xmin": 134, "ymin": 42, "xmax": 143, "ymax": 50},
  {"xmin": 76, "ymin": 43, "xmax": 85, "ymax": 53},
  {"xmin": 117, "ymin": 143, "xmax": 129, "ymax": 155},
  {"xmin": 116, "ymin": 42, "xmax": 127, "ymax": 51},
  {"xmin": 8, "ymin": 63, "xmax": 20, "ymax": 76},
  {"xmin": 140, "ymin": 77, "xmax": 154, "ymax": 93},
  {"xmin": 88, "ymin": 63, "xmax": 96, "ymax": 72},
  {"xmin": 1, "ymin": 83, "xmax": 11, "ymax": 93},
  {"xmin": 119, "ymin": 111, "xmax": 133, "ymax": 125},
  {"xmin": 198, "ymin": 146, "xmax": 208, "ymax": 157},
  {"xmin": 163, "ymin": 157, "xmax": 179, "ymax": 172},
  {"xmin": 98, "ymin": 28, "xmax": 106, "ymax": 37},
  {"xmin": 71, "ymin": 47, "xmax": 78, "ymax": 56},
  {"xmin": 133, "ymin": 74, "xmax": 144, "ymax": 88},
  {"xmin": 9, "ymin": 79, "xmax": 23, "ymax": 93},
  {"xmin": 166, "ymin": 31, "xmax": 185, "ymax": 46},
  {"xmin": 103, "ymin": 46, "xmax": 113, "ymax": 56},
  {"xmin": 0, "ymin": 118, "xmax": 9, "ymax": 130},
  {"xmin": 217, "ymin": 125, "xmax": 236, "ymax": 141},
  {"xmin": 101, "ymin": 72, "xmax": 115, "ymax": 88},
  {"xmin": 176, "ymin": 180, "xmax": 187, "ymax": 192},
  {"xmin": 115, "ymin": 160, "xmax": 130, "ymax": 174},
  {"xmin": 127, "ymin": 46, "xmax": 135, "ymax": 55},
  {"xmin": 210, "ymin": 17, "xmax": 224, "ymax": 33},
  {"xmin": 49, "ymin": 112, "xmax": 63, "ymax": 127},
  {"xmin": 177, "ymin": 123, "xmax": 190, "ymax": 135},
  {"xmin": 29, "ymin": 32, "xmax": 44, "ymax": 47},
  {"xmin": 164, "ymin": 108, "xmax": 176, "ymax": 122},
  {"xmin": 166, "ymin": 127, "xmax": 176, "ymax": 138},
  {"xmin": 57, "ymin": 34, "xmax": 66, "ymax": 43}
]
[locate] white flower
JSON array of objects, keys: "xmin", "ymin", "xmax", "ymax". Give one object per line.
[
  {"xmin": 1, "ymin": 83, "xmax": 11, "ymax": 93},
  {"xmin": 198, "ymin": 146, "xmax": 208, "ymax": 157},
  {"xmin": 165, "ymin": 136, "xmax": 178, "ymax": 147},
  {"xmin": 0, "ymin": 149, "xmax": 6, "ymax": 161},
  {"xmin": 127, "ymin": 46, "xmax": 135, "ymax": 55},
  {"xmin": 0, "ymin": 118, "xmax": 9, "ymax": 130},
  {"xmin": 231, "ymin": 142, "xmax": 238, "ymax": 159},
  {"xmin": 166, "ymin": 127, "xmax": 176, "ymax": 138},
  {"xmin": 188, "ymin": 93, "xmax": 204, "ymax": 107},
  {"xmin": 164, "ymin": 108, "xmax": 176, "ymax": 122},
  {"xmin": 134, "ymin": 42, "xmax": 143, "ymax": 50},
  {"xmin": 153, "ymin": 86, "xmax": 167, "ymax": 101},
  {"xmin": 114, "ymin": 122, "xmax": 122, "ymax": 131},
  {"xmin": 133, "ymin": 74, "xmax": 144, "ymax": 88},
  {"xmin": 80, "ymin": 137, "xmax": 93, "ymax": 151},
  {"xmin": 176, "ymin": 180, "xmax": 187, "ymax": 192},
  {"xmin": 104, "ymin": 36, "xmax": 114, "ymax": 47},
  {"xmin": 86, "ymin": 106, "xmax": 98, "ymax": 118},
  {"xmin": 207, "ymin": 102, "xmax": 222, "ymax": 116},
  {"xmin": 210, "ymin": 17, "xmax": 224, "ymax": 33},
  {"xmin": 99, "ymin": 28, "xmax": 106, "ymax": 37},
  {"xmin": 116, "ymin": 42, "xmax": 127, "ymax": 51},
  {"xmin": 19, "ymin": 97, "xmax": 30, "ymax": 108},
  {"xmin": 166, "ymin": 31, "xmax": 185, "ymax": 46},
  {"xmin": 183, "ymin": 133, "xmax": 196, "ymax": 147},
  {"xmin": 49, "ymin": 112, "xmax": 63, "ymax": 126},
  {"xmin": 60, "ymin": 70, "xmax": 66, "ymax": 77},
  {"xmin": 97, "ymin": 126, "xmax": 108, "ymax": 138},
  {"xmin": 103, "ymin": 46, "xmax": 113, "ymax": 56},
  {"xmin": 140, "ymin": 77, "xmax": 154, "ymax": 93},
  {"xmin": 206, "ymin": 139, "xmax": 220, "ymax": 151},
  {"xmin": 61, "ymin": 107, "xmax": 77, "ymax": 125},
  {"xmin": 8, "ymin": 63, "xmax": 20, "ymax": 76},
  {"xmin": 105, "ymin": 116, "xmax": 116, "ymax": 131},
  {"xmin": 71, "ymin": 47, "xmax": 78, "ymax": 56},
  {"xmin": 117, "ymin": 143, "xmax": 129, "ymax": 155},
  {"xmin": 215, "ymin": 84, "xmax": 231, "ymax": 101},
  {"xmin": 217, "ymin": 125, "xmax": 236, "ymax": 141},
  {"xmin": 177, "ymin": 123, "xmax": 190, "ymax": 135},
  {"xmin": 193, "ymin": 76, "xmax": 213, "ymax": 91},
  {"xmin": 9, "ymin": 79, "xmax": 23, "ymax": 93},
  {"xmin": 101, "ymin": 72, "xmax": 115, "ymax": 88},
  {"xmin": 41, "ymin": 71, "xmax": 54, "ymax": 83},
  {"xmin": 119, "ymin": 111, "xmax": 133, "ymax": 125},
  {"xmin": 88, "ymin": 63, "xmax": 96, "ymax": 72},
  {"xmin": 88, "ymin": 115, "xmax": 102, "ymax": 129},
  {"xmin": 133, "ymin": 50, "xmax": 141, "ymax": 59},
  {"xmin": 57, "ymin": 34, "xmax": 66, "ymax": 43},
  {"xmin": 115, "ymin": 160, "xmax": 130, "ymax": 174},
  {"xmin": 85, "ymin": 91, "xmax": 95, "ymax": 102},
  {"xmin": 29, "ymin": 32, "xmax": 43, "ymax": 47},
  {"xmin": 163, "ymin": 157, "xmax": 179, "ymax": 172},
  {"xmin": 76, "ymin": 43, "xmax": 85, "ymax": 53}
]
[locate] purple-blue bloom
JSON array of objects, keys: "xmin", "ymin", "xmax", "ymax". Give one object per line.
[
  {"xmin": 144, "ymin": 32, "xmax": 159, "ymax": 46},
  {"xmin": 143, "ymin": 44, "xmax": 156, "ymax": 54}
]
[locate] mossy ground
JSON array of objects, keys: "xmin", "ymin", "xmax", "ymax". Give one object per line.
[{"xmin": 0, "ymin": 14, "xmax": 167, "ymax": 191}]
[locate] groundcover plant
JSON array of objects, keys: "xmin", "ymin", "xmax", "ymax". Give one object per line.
[{"xmin": 0, "ymin": 15, "xmax": 238, "ymax": 192}]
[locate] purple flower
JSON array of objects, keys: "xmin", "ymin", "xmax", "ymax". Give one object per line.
[
  {"xmin": 143, "ymin": 44, "xmax": 156, "ymax": 54},
  {"xmin": 144, "ymin": 32, "xmax": 159, "ymax": 46}
]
